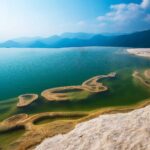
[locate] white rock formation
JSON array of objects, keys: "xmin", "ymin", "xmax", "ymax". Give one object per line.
[
  {"xmin": 127, "ymin": 48, "xmax": 150, "ymax": 58},
  {"xmin": 36, "ymin": 105, "xmax": 150, "ymax": 150}
]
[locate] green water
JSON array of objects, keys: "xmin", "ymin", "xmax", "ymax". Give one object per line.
[
  {"xmin": 0, "ymin": 47, "xmax": 150, "ymax": 120},
  {"xmin": 0, "ymin": 127, "xmax": 25, "ymax": 149},
  {"xmin": 34, "ymin": 115, "xmax": 85, "ymax": 125}
]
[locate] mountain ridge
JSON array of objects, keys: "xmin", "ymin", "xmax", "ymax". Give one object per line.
[{"xmin": 0, "ymin": 29, "xmax": 150, "ymax": 48}]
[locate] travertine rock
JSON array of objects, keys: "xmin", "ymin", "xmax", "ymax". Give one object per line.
[{"xmin": 36, "ymin": 105, "xmax": 150, "ymax": 150}]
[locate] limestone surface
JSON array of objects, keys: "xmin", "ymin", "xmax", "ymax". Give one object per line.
[{"xmin": 36, "ymin": 105, "xmax": 150, "ymax": 150}]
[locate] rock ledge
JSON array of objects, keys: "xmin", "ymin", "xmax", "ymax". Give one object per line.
[{"xmin": 36, "ymin": 105, "xmax": 150, "ymax": 150}]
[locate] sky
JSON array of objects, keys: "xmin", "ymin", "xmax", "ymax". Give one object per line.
[{"xmin": 0, "ymin": 0, "xmax": 150, "ymax": 40}]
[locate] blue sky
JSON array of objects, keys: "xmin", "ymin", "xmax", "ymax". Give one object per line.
[{"xmin": 0, "ymin": 0, "xmax": 149, "ymax": 40}]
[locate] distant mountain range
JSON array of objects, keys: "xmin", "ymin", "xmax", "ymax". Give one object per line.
[{"xmin": 0, "ymin": 30, "xmax": 150, "ymax": 48}]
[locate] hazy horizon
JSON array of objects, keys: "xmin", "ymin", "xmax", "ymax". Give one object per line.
[{"xmin": 0, "ymin": 0, "xmax": 150, "ymax": 40}]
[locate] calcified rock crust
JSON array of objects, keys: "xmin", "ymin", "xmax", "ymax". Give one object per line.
[
  {"xmin": 133, "ymin": 70, "xmax": 150, "ymax": 88},
  {"xmin": 0, "ymin": 111, "xmax": 88, "ymax": 150},
  {"xmin": 17, "ymin": 94, "xmax": 38, "ymax": 108},
  {"xmin": 1, "ymin": 99, "xmax": 150, "ymax": 149},
  {"xmin": 0, "ymin": 114, "xmax": 28, "ymax": 133},
  {"xmin": 36, "ymin": 105, "xmax": 150, "ymax": 150},
  {"xmin": 41, "ymin": 72, "xmax": 116, "ymax": 101},
  {"xmin": 144, "ymin": 69, "xmax": 150, "ymax": 79},
  {"xmin": 127, "ymin": 48, "xmax": 150, "ymax": 58},
  {"xmin": 0, "ymin": 112, "xmax": 87, "ymax": 133}
]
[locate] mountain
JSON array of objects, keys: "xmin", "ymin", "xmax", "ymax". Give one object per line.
[
  {"xmin": 13, "ymin": 36, "xmax": 42, "ymax": 43},
  {"xmin": 90, "ymin": 29, "xmax": 150, "ymax": 48},
  {"xmin": 40, "ymin": 35, "xmax": 61, "ymax": 45},
  {"xmin": 0, "ymin": 29, "xmax": 150, "ymax": 48},
  {"xmin": 113, "ymin": 30, "xmax": 150, "ymax": 47},
  {"xmin": 60, "ymin": 32, "xmax": 95, "ymax": 39},
  {"xmin": 28, "ymin": 40, "xmax": 48, "ymax": 48},
  {"xmin": 0, "ymin": 40, "xmax": 21, "ymax": 48}
]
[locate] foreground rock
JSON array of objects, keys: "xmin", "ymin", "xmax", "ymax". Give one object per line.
[{"xmin": 36, "ymin": 105, "xmax": 150, "ymax": 150}]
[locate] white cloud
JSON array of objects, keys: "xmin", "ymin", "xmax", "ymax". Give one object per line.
[
  {"xmin": 145, "ymin": 14, "xmax": 150, "ymax": 22},
  {"xmin": 98, "ymin": 23, "xmax": 107, "ymax": 28},
  {"xmin": 77, "ymin": 21, "xmax": 86, "ymax": 26},
  {"xmin": 97, "ymin": 3, "xmax": 140, "ymax": 23},
  {"xmin": 97, "ymin": 0, "xmax": 150, "ymax": 32},
  {"xmin": 141, "ymin": 0, "xmax": 150, "ymax": 8}
]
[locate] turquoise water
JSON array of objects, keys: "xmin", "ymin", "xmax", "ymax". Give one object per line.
[{"xmin": 1, "ymin": 47, "xmax": 150, "ymax": 119}]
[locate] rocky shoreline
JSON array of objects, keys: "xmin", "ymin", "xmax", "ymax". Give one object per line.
[{"xmin": 36, "ymin": 104, "xmax": 150, "ymax": 150}]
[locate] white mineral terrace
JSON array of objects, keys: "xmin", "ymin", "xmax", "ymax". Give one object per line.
[
  {"xmin": 36, "ymin": 105, "xmax": 150, "ymax": 150},
  {"xmin": 127, "ymin": 48, "xmax": 150, "ymax": 58}
]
